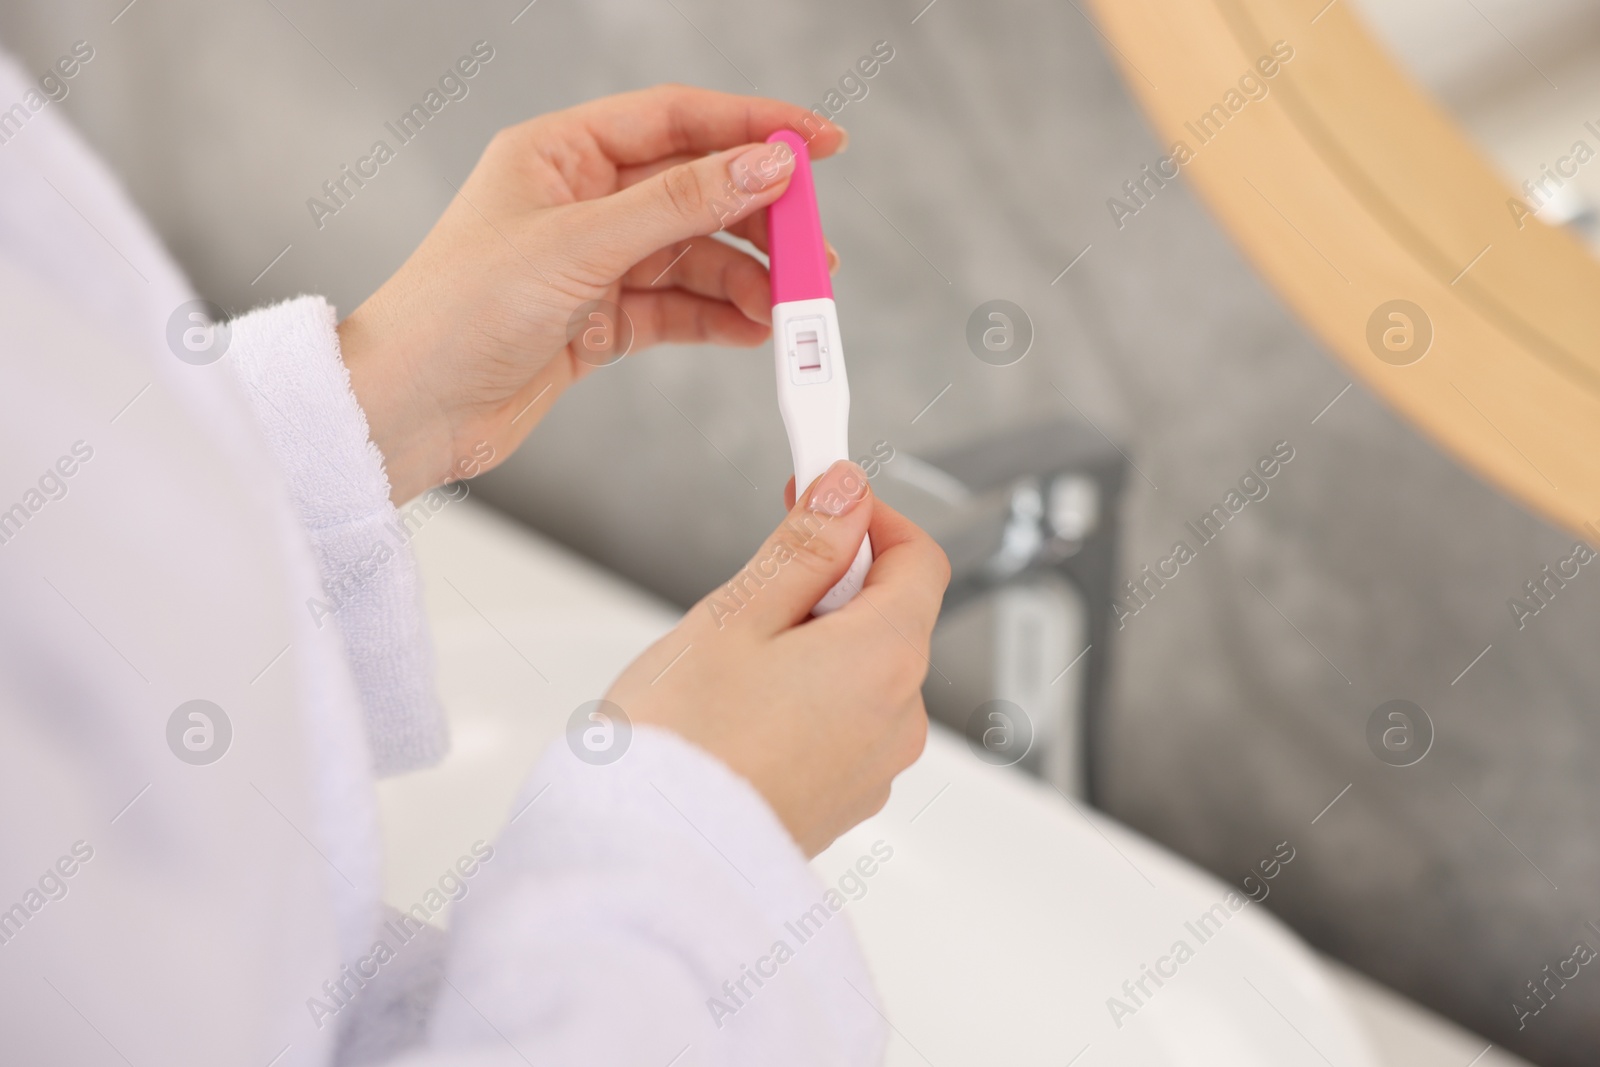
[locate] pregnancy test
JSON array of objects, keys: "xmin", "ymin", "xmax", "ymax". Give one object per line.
[{"xmin": 766, "ymin": 129, "xmax": 871, "ymax": 615}]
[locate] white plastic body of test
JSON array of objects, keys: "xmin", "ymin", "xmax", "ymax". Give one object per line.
[{"xmin": 773, "ymin": 296, "xmax": 872, "ymax": 615}]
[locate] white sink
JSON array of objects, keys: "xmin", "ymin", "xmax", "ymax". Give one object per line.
[{"xmin": 381, "ymin": 497, "xmax": 1516, "ymax": 1066}]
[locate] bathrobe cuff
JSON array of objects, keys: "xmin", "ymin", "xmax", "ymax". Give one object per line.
[
  {"xmin": 227, "ymin": 295, "xmax": 447, "ymax": 775},
  {"xmin": 425, "ymin": 724, "xmax": 888, "ymax": 1065}
]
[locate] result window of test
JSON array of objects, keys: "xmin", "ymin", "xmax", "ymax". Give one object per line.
[
  {"xmin": 797, "ymin": 331, "xmax": 822, "ymax": 370},
  {"xmin": 788, "ymin": 319, "xmax": 832, "ymax": 384}
]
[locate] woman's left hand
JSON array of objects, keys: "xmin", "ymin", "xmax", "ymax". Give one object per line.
[{"xmin": 335, "ymin": 84, "xmax": 845, "ymax": 503}]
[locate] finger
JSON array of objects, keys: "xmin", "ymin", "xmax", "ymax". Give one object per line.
[
  {"xmin": 696, "ymin": 461, "xmax": 875, "ymax": 637},
  {"xmin": 558, "ymin": 139, "xmax": 796, "ymax": 282},
  {"xmin": 617, "ymin": 289, "xmax": 769, "ymax": 350},
  {"xmin": 833, "ymin": 498, "xmax": 950, "ymax": 645},
  {"xmin": 622, "ymin": 237, "xmax": 771, "ymax": 325},
  {"xmin": 618, "ymin": 158, "xmax": 837, "ymax": 272},
  {"xmin": 726, "ymin": 209, "xmax": 769, "ymax": 254},
  {"xmin": 615, "ymin": 153, "xmax": 697, "ymax": 191},
  {"xmin": 783, "ymin": 478, "xmax": 928, "ymax": 569},
  {"xmin": 551, "ymin": 84, "xmax": 846, "ymax": 167}
]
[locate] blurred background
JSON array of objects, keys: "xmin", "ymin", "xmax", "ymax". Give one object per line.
[{"xmin": 3, "ymin": 0, "xmax": 1597, "ymax": 1062}]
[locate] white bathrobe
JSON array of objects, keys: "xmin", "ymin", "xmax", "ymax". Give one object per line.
[{"xmin": 0, "ymin": 45, "xmax": 884, "ymax": 1067}]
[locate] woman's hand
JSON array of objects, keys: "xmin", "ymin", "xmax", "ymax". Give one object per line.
[
  {"xmin": 607, "ymin": 462, "xmax": 951, "ymax": 857},
  {"xmin": 336, "ymin": 85, "xmax": 845, "ymax": 503}
]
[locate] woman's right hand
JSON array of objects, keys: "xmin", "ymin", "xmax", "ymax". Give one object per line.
[{"xmin": 608, "ymin": 461, "xmax": 950, "ymax": 857}]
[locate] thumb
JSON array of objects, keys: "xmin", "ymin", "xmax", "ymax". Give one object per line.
[
  {"xmin": 699, "ymin": 461, "xmax": 873, "ymax": 636},
  {"xmin": 567, "ymin": 140, "xmax": 796, "ymax": 280}
]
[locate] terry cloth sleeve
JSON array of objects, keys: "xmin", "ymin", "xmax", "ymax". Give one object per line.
[
  {"xmin": 390, "ymin": 725, "xmax": 888, "ymax": 1067},
  {"xmin": 226, "ymin": 295, "xmax": 447, "ymax": 776}
]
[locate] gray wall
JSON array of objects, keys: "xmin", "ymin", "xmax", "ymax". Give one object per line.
[{"xmin": 5, "ymin": 1, "xmax": 1595, "ymax": 1062}]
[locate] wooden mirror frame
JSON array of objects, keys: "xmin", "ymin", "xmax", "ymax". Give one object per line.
[{"xmin": 1087, "ymin": 0, "xmax": 1600, "ymax": 540}]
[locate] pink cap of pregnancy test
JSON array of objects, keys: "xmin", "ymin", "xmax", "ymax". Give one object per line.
[{"xmin": 765, "ymin": 129, "xmax": 833, "ymax": 305}]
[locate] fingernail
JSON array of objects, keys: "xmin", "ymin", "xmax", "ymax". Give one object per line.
[
  {"xmin": 730, "ymin": 141, "xmax": 795, "ymax": 197},
  {"xmin": 835, "ymin": 126, "xmax": 850, "ymax": 153},
  {"xmin": 807, "ymin": 461, "xmax": 869, "ymax": 516},
  {"xmin": 826, "ymin": 241, "xmax": 840, "ymax": 275}
]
